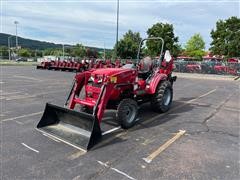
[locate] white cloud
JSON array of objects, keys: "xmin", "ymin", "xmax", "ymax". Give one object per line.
[{"xmin": 2, "ymin": 0, "xmax": 239, "ymax": 49}]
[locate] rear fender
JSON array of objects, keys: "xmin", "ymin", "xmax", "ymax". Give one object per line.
[{"xmin": 146, "ymin": 73, "xmax": 167, "ymax": 94}]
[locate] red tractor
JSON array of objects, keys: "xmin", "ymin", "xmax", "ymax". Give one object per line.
[
  {"xmin": 36, "ymin": 60, "xmax": 51, "ymax": 69},
  {"xmin": 186, "ymin": 62, "xmax": 201, "ymax": 73},
  {"xmin": 214, "ymin": 62, "xmax": 227, "ymax": 74},
  {"xmin": 37, "ymin": 37, "xmax": 177, "ymax": 151}
]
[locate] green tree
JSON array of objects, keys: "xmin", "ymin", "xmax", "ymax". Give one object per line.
[
  {"xmin": 210, "ymin": 16, "xmax": 240, "ymax": 57},
  {"xmin": 52, "ymin": 49, "xmax": 62, "ymax": 56},
  {"xmin": 0, "ymin": 46, "xmax": 9, "ymax": 59},
  {"xmin": 18, "ymin": 48, "xmax": 31, "ymax": 57},
  {"xmin": 146, "ymin": 22, "xmax": 180, "ymax": 57},
  {"xmin": 72, "ymin": 43, "xmax": 86, "ymax": 57},
  {"xmin": 114, "ymin": 30, "xmax": 142, "ymax": 59},
  {"xmin": 43, "ymin": 48, "xmax": 60, "ymax": 56},
  {"xmin": 105, "ymin": 50, "xmax": 113, "ymax": 59},
  {"xmin": 185, "ymin": 33, "xmax": 205, "ymax": 59}
]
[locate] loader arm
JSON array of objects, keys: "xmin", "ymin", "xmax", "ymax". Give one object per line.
[
  {"xmin": 68, "ymin": 73, "xmax": 86, "ymax": 109},
  {"xmin": 95, "ymin": 83, "xmax": 115, "ymax": 123}
]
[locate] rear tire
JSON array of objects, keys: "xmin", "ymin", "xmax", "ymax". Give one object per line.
[
  {"xmin": 151, "ymin": 81, "xmax": 173, "ymax": 113},
  {"xmin": 116, "ymin": 99, "xmax": 138, "ymax": 129}
]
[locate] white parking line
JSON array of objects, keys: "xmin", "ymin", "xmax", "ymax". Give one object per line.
[
  {"xmin": 141, "ymin": 88, "xmax": 217, "ymax": 125},
  {"xmin": 21, "ymin": 143, "xmax": 39, "ymax": 153},
  {"xmin": 15, "ymin": 120, "xmax": 24, "ymax": 125},
  {"xmin": 111, "ymin": 168, "xmax": 136, "ymax": 180},
  {"xmin": 1, "ymin": 111, "xmax": 43, "ymax": 122},
  {"xmin": 0, "ymin": 91, "xmax": 22, "ymax": 96},
  {"xmin": 102, "ymin": 126, "xmax": 121, "ymax": 135},
  {"xmin": 171, "ymin": 88, "xmax": 217, "ymax": 110},
  {"xmin": 5, "ymin": 90, "xmax": 66, "ymax": 100},
  {"xmin": 143, "ymin": 130, "xmax": 186, "ymax": 163},
  {"xmin": 14, "ymin": 75, "xmax": 42, "ymax": 81},
  {"xmin": 97, "ymin": 160, "xmax": 136, "ymax": 180}
]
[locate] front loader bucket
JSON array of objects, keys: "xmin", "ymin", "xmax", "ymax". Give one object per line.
[{"xmin": 37, "ymin": 103, "xmax": 102, "ymax": 151}]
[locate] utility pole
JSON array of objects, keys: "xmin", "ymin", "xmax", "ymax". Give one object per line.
[
  {"xmin": 35, "ymin": 49, "xmax": 37, "ymax": 60},
  {"xmin": 62, "ymin": 44, "xmax": 65, "ymax": 60},
  {"xmin": 14, "ymin": 21, "xmax": 19, "ymax": 48},
  {"xmin": 14, "ymin": 21, "xmax": 19, "ymax": 58},
  {"xmin": 104, "ymin": 42, "xmax": 106, "ymax": 60},
  {"xmin": 8, "ymin": 36, "xmax": 13, "ymax": 60},
  {"xmin": 115, "ymin": 0, "xmax": 119, "ymax": 58}
]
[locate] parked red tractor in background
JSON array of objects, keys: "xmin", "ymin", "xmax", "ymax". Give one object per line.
[
  {"xmin": 213, "ymin": 58, "xmax": 240, "ymax": 75},
  {"xmin": 227, "ymin": 58, "xmax": 240, "ymax": 76},
  {"xmin": 186, "ymin": 62, "xmax": 201, "ymax": 73},
  {"xmin": 37, "ymin": 37, "xmax": 177, "ymax": 151},
  {"xmin": 214, "ymin": 62, "xmax": 227, "ymax": 74}
]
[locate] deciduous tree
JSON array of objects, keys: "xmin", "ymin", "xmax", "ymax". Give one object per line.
[
  {"xmin": 18, "ymin": 48, "xmax": 31, "ymax": 57},
  {"xmin": 146, "ymin": 22, "xmax": 180, "ymax": 57},
  {"xmin": 72, "ymin": 43, "xmax": 86, "ymax": 58},
  {"xmin": 114, "ymin": 30, "xmax": 142, "ymax": 59},
  {"xmin": 210, "ymin": 16, "xmax": 240, "ymax": 57},
  {"xmin": 185, "ymin": 33, "xmax": 206, "ymax": 59}
]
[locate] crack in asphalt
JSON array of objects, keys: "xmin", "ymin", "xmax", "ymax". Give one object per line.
[{"xmin": 187, "ymin": 92, "xmax": 239, "ymax": 138}]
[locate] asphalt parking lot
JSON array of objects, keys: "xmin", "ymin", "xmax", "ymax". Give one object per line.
[{"xmin": 0, "ymin": 66, "xmax": 239, "ymax": 180}]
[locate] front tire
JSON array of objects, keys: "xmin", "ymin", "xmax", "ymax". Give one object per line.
[
  {"xmin": 151, "ymin": 81, "xmax": 173, "ymax": 113},
  {"xmin": 116, "ymin": 98, "xmax": 138, "ymax": 129}
]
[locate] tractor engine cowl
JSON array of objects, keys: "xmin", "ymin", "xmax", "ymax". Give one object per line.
[{"xmin": 90, "ymin": 68, "xmax": 137, "ymax": 85}]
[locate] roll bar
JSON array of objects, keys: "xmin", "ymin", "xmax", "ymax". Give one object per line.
[{"xmin": 136, "ymin": 37, "xmax": 164, "ymax": 65}]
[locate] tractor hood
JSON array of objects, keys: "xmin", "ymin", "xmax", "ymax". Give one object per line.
[{"xmin": 91, "ymin": 68, "xmax": 136, "ymax": 77}]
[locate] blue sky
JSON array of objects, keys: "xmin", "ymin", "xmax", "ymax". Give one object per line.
[{"xmin": 1, "ymin": 0, "xmax": 239, "ymax": 49}]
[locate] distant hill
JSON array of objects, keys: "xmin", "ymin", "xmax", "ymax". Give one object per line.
[
  {"xmin": 0, "ymin": 33, "xmax": 110, "ymax": 51},
  {"xmin": 0, "ymin": 33, "xmax": 64, "ymax": 50}
]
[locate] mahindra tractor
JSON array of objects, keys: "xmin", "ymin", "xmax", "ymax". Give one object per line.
[
  {"xmin": 186, "ymin": 62, "xmax": 201, "ymax": 73},
  {"xmin": 214, "ymin": 62, "xmax": 227, "ymax": 75},
  {"xmin": 36, "ymin": 60, "xmax": 52, "ymax": 69},
  {"xmin": 37, "ymin": 37, "xmax": 177, "ymax": 151}
]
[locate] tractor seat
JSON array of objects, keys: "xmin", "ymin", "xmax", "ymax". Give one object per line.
[{"xmin": 138, "ymin": 56, "xmax": 152, "ymax": 79}]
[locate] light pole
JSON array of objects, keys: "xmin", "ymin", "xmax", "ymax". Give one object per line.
[
  {"xmin": 62, "ymin": 44, "xmax": 65, "ymax": 60},
  {"xmin": 115, "ymin": 0, "xmax": 119, "ymax": 57},
  {"xmin": 14, "ymin": 21, "xmax": 19, "ymax": 48},
  {"xmin": 62, "ymin": 44, "xmax": 73, "ymax": 60},
  {"xmin": 104, "ymin": 42, "xmax": 106, "ymax": 60},
  {"xmin": 8, "ymin": 36, "xmax": 13, "ymax": 60},
  {"xmin": 14, "ymin": 21, "xmax": 19, "ymax": 59}
]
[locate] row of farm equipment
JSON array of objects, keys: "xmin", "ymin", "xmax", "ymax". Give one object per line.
[
  {"xmin": 36, "ymin": 59, "xmax": 124, "ymax": 72},
  {"xmin": 37, "ymin": 58, "xmax": 240, "ymax": 76},
  {"xmin": 173, "ymin": 58, "xmax": 240, "ymax": 76}
]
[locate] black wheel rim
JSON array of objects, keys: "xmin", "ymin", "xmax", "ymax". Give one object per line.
[
  {"xmin": 123, "ymin": 104, "xmax": 137, "ymax": 123},
  {"xmin": 163, "ymin": 88, "xmax": 171, "ymax": 106}
]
